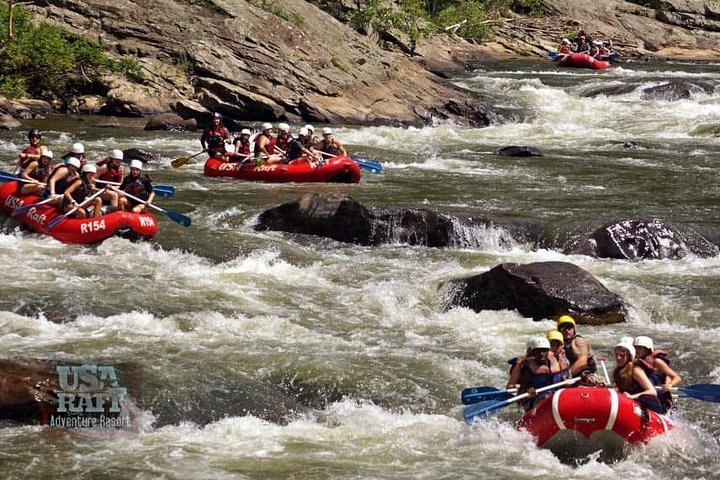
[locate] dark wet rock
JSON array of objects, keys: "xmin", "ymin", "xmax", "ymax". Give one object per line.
[
  {"xmin": 580, "ymin": 83, "xmax": 638, "ymax": 98},
  {"xmin": 497, "ymin": 145, "xmax": 543, "ymax": 157},
  {"xmin": 442, "ymin": 261, "xmax": 626, "ymax": 325},
  {"xmin": 14, "ymin": 305, "xmax": 74, "ymax": 324},
  {"xmin": 640, "ymin": 80, "xmax": 704, "ymax": 101},
  {"xmin": 563, "ymin": 218, "xmax": 718, "ymax": 260},
  {"xmin": 622, "ymin": 141, "xmax": 650, "ymax": 149},
  {"xmin": 0, "ymin": 359, "xmax": 58, "ymax": 424},
  {"xmin": 255, "ymin": 193, "xmax": 546, "ymax": 249},
  {"xmin": 0, "ymin": 114, "xmax": 21, "ymax": 130},
  {"xmin": 122, "ymin": 148, "xmax": 160, "ymax": 164},
  {"xmin": 144, "ymin": 113, "xmax": 197, "ymax": 132}
]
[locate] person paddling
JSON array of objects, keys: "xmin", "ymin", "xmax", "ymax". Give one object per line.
[
  {"xmin": 557, "ymin": 38, "xmax": 572, "ymax": 55},
  {"xmin": 633, "ymin": 336, "xmax": 682, "ymax": 413},
  {"xmin": 45, "ymin": 156, "xmax": 81, "ymax": 206},
  {"xmin": 61, "ymin": 164, "xmax": 103, "ymax": 219},
  {"xmin": 119, "ymin": 160, "xmax": 155, "ymax": 213},
  {"xmin": 19, "ymin": 149, "xmax": 54, "ymax": 196},
  {"xmin": 200, "ymin": 112, "xmax": 230, "ymax": 159},
  {"xmin": 231, "ymin": 129, "xmax": 252, "ymax": 162},
  {"xmin": 16, "ymin": 129, "xmax": 45, "ymax": 174},
  {"xmin": 95, "ymin": 149, "xmax": 124, "ymax": 210},
  {"xmin": 613, "ymin": 339, "xmax": 662, "ymax": 413},
  {"xmin": 319, "ymin": 127, "xmax": 347, "ymax": 157}
]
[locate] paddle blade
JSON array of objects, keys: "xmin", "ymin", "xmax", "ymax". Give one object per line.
[
  {"xmin": 678, "ymin": 384, "xmax": 720, "ymax": 403},
  {"xmin": 463, "ymin": 399, "xmax": 506, "ymax": 423},
  {"xmin": 548, "ymin": 51, "xmax": 560, "ymax": 61},
  {"xmin": 171, "ymin": 157, "xmax": 190, "ymax": 168},
  {"xmin": 165, "ymin": 210, "xmax": 191, "ymax": 227},
  {"xmin": 152, "ymin": 186, "xmax": 174, "ymax": 198},
  {"xmin": 47, "ymin": 211, "xmax": 73, "ymax": 230},
  {"xmin": 0, "ymin": 171, "xmax": 18, "ymax": 182},
  {"xmin": 355, "ymin": 159, "xmax": 382, "ymax": 174},
  {"xmin": 461, "ymin": 387, "xmax": 514, "ymax": 405}
]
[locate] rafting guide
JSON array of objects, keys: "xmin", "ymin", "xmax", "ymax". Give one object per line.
[{"xmin": 50, "ymin": 364, "xmax": 131, "ymax": 428}]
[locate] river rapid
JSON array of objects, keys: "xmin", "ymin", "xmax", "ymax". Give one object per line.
[{"xmin": 1, "ymin": 59, "xmax": 720, "ymax": 479}]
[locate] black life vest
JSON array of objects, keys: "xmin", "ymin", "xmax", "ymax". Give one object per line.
[{"xmin": 563, "ymin": 334, "xmax": 597, "ymax": 375}]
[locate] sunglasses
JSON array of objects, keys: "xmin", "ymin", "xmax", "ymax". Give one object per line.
[
  {"xmin": 558, "ymin": 325, "xmax": 574, "ymax": 331},
  {"xmin": 29, "ymin": 135, "xmax": 41, "ymax": 139}
]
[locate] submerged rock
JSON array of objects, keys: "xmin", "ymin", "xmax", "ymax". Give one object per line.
[
  {"xmin": 497, "ymin": 146, "xmax": 543, "ymax": 157},
  {"xmin": 255, "ymin": 193, "xmax": 546, "ymax": 249},
  {"xmin": 563, "ymin": 218, "xmax": 718, "ymax": 260},
  {"xmin": 442, "ymin": 261, "xmax": 626, "ymax": 325}
]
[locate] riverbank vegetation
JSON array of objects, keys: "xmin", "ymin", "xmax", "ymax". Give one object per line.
[{"xmin": 0, "ymin": 4, "xmax": 142, "ymax": 99}]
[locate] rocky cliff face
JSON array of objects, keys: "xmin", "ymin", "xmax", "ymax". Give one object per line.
[
  {"xmin": 20, "ymin": 0, "xmax": 494, "ymax": 126},
  {"xmin": 8, "ymin": 0, "xmax": 720, "ymax": 127}
]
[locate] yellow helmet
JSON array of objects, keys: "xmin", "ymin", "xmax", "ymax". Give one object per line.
[
  {"xmin": 557, "ymin": 315, "xmax": 576, "ymax": 328},
  {"xmin": 547, "ymin": 330, "xmax": 564, "ymax": 343}
]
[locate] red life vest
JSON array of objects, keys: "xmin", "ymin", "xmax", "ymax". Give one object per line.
[
  {"xmin": 558, "ymin": 44, "xmax": 571, "ymax": 54},
  {"xmin": 18, "ymin": 146, "xmax": 43, "ymax": 170},
  {"xmin": 97, "ymin": 158, "xmax": 123, "ymax": 183}
]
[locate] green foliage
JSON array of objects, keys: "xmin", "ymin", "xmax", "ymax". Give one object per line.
[
  {"xmin": 0, "ymin": 5, "xmax": 142, "ymax": 99},
  {"xmin": 330, "ymin": 56, "xmax": 349, "ymax": 73},
  {"xmin": 435, "ymin": 1, "xmax": 492, "ymax": 42}
]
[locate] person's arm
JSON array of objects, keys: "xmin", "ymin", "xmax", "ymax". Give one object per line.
[
  {"xmin": 628, "ymin": 366, "xmax": 658, "ymax": 399},
  {"xmin": 47, "ymin": 167, "xmax": 66, "ymax": 195},
  {"xmin": 144, "ymin": 177, "xmax": 155, "ymax": 205},
  {"xmin": 336, "ymin": 140, "xmax": 347, "ymax": 156},
  {"xmin": 63, "ymin": 179, "xmax": 82, "ymax": 205},
  {"xmin": 20, "ymin": 161, "xmax": 39, "ymax": 182},
  {"xmin": 506, "ymin": 356, "xmax": 525, "ymax": 389},
  {"xmin": 200, "ymin": 131, "xmax": 208, "ymax": 150},
  {"xmin": 655, "ymin": 358, "xmax": 682, "ymax": 389}
]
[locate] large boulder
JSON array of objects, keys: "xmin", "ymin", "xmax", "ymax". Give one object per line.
[
  {"xmin": 144, "ymin": 113, "xmax": 197, "ymax": 132},
  {"xmin": 563, "ymin": 218, "xmax": 718, "ymax": 260},
  {"xmin": 0, "ymin": 114, "xmax": 21, "ymax": 130},
  {"xmin": 443, "ymin": 261, "xmax": 626, "ymax": 325},
  {"xmin": 497, "ymin": 145, "xmax": 543, "ymax": 157},
  {"xmin": 0, "ymin": 359, "xmax": 59, "ymax": 424},
  {"xmin": 122, "ymin": 148, "xmax": 160, "ymax": 164},
  {"xmin": 255, "ymin": 193, "xmax": 546, "ymax": 249}
]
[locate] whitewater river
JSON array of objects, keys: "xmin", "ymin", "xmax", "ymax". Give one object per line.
[{"xmin": 1, "ymin": 59, "xmax": 720, "ymax": 479}]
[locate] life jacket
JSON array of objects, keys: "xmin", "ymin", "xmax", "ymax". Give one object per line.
[
  {"xmin": 563, "ymin": 334, "xmax": 597, "ymax": 375},
  {"xmin": 69, "ymin": 178, "xmax": 94, "ymax": 203},
  {"xmin": 123, "ymin": 174, "xmax": 152, "ymax": 201},
  {"xmin": 267, "ymin": 136, "xmax": 276, "ymax": 155},
  {"xmin": 49, "ymin": 164, "xmax": 78, "ymax": 195},
  {"xmin": 558, "ymin": 44, "xmax": 571, "ymax": 54},
  {"xmin": 97, "ymin": 158, "xmax": 123, "ymax": 183},
  {"xmin": 233, "ymin": 138, "xmax": 251, "ymax": 156},
  {"xmin": 276, "ymin": 134, "xmax": 292, "ymax": 153},
  {"xmin": 18, "ymin": 146, "xmax": 43, "ymax": 171},
  {"xmin": 320, "ymin": 139, "xmax": 342, "ymax": 157},
  {"xmin": 636, "ymin": 350, "xmax": 673, "ymax": 412},
  {"xmin": 285, "ymin": 138, "xmax": 304, "ymax": 161},
  {"xmin": 202, "ymin": 126, "xmax": 229, "ymax": 154}
]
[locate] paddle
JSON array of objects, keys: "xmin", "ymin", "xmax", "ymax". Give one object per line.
[
  {"xmin": 12, "ymin": 197, "xmax": 56, "ymax": 217},
  {"xmin": 95, "ymin": 179, "xmax": 175, "ymax": 198},
  {"xmin": 315, "ymin": 152, "xmax": 382, "ymax": 173},
  {"xmin": 171, "ymin": 150, "xmax": 205, "ymax": 168},
  {"xmin": 0, "ymin": 171, "xmax": 44, "ymax": 183},
  {"xmin": 463, "ymin": 377, "xmax": 580, "ymax": 424},
  {"xmin": 115, "ymin": 189, "xmax": 191, "ymax": 227},
  {"xmin": 47, "ymin": 188, "xmax": 109, "ymax": 230},
  {"xmin": 461, "ymin": 386, "xmax": 516, "ymax": 404},
  {"xmin": 672, "ymin": 384, "xmax": 720, "ymax": 403}
]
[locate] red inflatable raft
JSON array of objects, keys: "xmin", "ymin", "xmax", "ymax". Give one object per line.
[
  {"xmin": 557, "ymin": 52, "xmax": 611, "ymax": 70},
  {"xmin": 204, "ymin": 156, "xmax": 362, "ymax": 183},
  {"xmin": 0, "ymin": 181, "xmax": 158, "ymax": 244},
  {"xmin": 517, "ymin": 387, "xmax": 671, "ymax": 461}
]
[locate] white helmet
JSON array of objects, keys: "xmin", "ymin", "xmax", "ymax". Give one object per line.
[
  {"xmin": 322, "ymin": 127, "xmax": 332, "ymax": 135},
  {"xmin": 528, "ymin": 337, "xmax": 550, "ymax": 351},
  {"xmin": 278, "ymin": 123, "xmax": 290, "ymax": 133},
  {"xmin": 41, "ymin": 149, "xmax": 53, "ymax": 159},
  {"xmin": 129, "ymin": 159, "xmax": 143, "ymax": 170},
  {"xmin": 66, "ymin": 157, "xmax": 81, "ymax": 169},
  {"xmin": 82, "ymin": 164, "xmax": 97, "ymax": 174},
  {"xmin": 71, "ymin": 142, "xmax": 85, "ymax": 154},
  {"xmin": 110, "ymin": 149, "xmax": 124, "ymax": 160},
  {"xmin": 262, "ymin": 122, "xmax": 273, "ymax": 131},
  {"xmin": 633, "ymin": 336, "xmax": 654, "ymax": 351},
  {"xmin": 298, "ymin": 127, "xmax": 309, "ymax": 137},
  {"xmin": 304, "ymin": 124, "xmax": 314, "ymax": 132},
  {"xmin": 240, "ymin": 128, "xmax": 251, "ymax": 135},
  {"xmin": 615, "ymin": 339, "xmax": 636, "ymax": 360}
]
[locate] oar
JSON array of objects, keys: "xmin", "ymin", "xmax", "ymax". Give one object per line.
[
  {"xmin": 47, "ymin": 188, "xmax": 109, "ymax": 230},
  {"xmin": 461, "ymin": 386, "xmax": 516, "ymax": 405},
  {"xmin": 12, "ymin": 197, "xmax": 56, "ymax": 217},
  {"xmin": 95, "ymin": 179, "xmax": 175, "ymax": 198},
  {"xmin": 351, "ymin": 156, "xmax": 382, "ymax": 174},
  {"xmin": 463, "ymin": 377, "xmax": 580, "ymax": 424},
  {"xmin": 672, "ymin": 384, "xmax": 720, "ymax": 403},
  {"xmin": 0, "ymin": 171, "xmax": 45, "ymax": 184},
  {"xmin": 171, "ymin": 150, "xmax": 205, "ymax": 168},
  {"xmin": 115, "ymin": 189, "xmax": 191, "ymax": 227}
]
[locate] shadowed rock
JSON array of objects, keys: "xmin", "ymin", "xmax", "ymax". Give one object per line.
[
  {"xmin": 497, "ymin": 146, "xmax": 543, "ymax": 157},
  {"xmin": 0, "ymin": 114, "xmax": 21, "ymax": 130},
  {"xmin": 442, "ymin": 261, "xmax": 626, "ymax": 325},
  {"xmin": 144, "ymin": 113, "xmax": 197, "ymax": 132},
  {"xmin": 641, "ymin": 80, "xmax": 704, "ymax": 101},
  {"xmin": 562, "ymin": 218, "xmax": 718, "ymax": 260},
  {"xmin": 255, "ymin": 193, "xmax": 546, "ymax": 249},
  {"xmin": 122, "ymin": 148, "xmax": 160, "ymax": 164}
]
